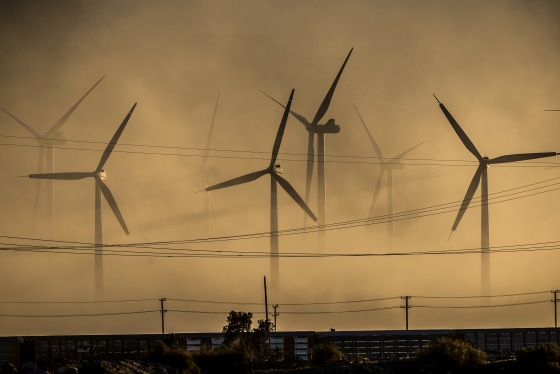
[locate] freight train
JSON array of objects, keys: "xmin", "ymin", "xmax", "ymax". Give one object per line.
[{"xmin": 1, "ymin": 327, "xmax": 559, "ymax": 367}]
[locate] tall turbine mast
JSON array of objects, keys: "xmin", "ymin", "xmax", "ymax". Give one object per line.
[{"xmin": 435, "ymin": 95, "xmax": 557, "ymax": 295}]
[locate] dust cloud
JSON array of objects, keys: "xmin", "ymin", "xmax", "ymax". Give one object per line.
[{"xmin": 0, "ymin": 0, "xmax": 559, "ymax": 336}]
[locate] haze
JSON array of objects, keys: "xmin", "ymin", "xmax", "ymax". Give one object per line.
[{"xmin": 0, "ymin": 0, "xmax": 559, "ymax": 336}]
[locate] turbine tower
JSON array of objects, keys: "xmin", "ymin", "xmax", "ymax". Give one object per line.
[
  {"xmin": 264, "ymin": 48, "xmax": 353, "ymax": 250},
  {"xmin": 353, "ymin": 105, "xmax": 423, "ymax": 250},
  {"xmin": 29, "ymin": 103, "xmax": 137, "ymax": 299},
  {"xmin": 1, "ymin": 76, "xmax": 105, "ymax": 239},
  {"xmin": 435, "ymin": 95, "xmax": 557, "ymax": 295},
  {"xmin": 205, "ymin": 90, "xmax": 317, "ymax": 298}
]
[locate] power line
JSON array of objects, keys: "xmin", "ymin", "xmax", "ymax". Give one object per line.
[
  {"xmin": 414, "ymin": 300, "xmax": 549, "ymax": 309},
  {"xmin": 0, "ymin": 310, "xmax": 160, "ymax": 318},
  {"xmin": 1, "ymin": 134, "xmax": 557, "ymax": 167}
]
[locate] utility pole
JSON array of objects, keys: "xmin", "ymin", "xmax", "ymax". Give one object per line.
[
  {"xmin": 264, "ymin": 277, "xmax": 270, "ymax": 329},
  {"xmin": 160, "ymin": 298, "xmax": 167, "ymax": 335},
  {"xmin": 272, "ymin": 304, "xmax": 279, "ymax": 332},
  {"xmin": 552, "ymin": 290, "xmax": 559, "ymax": 328},
  {"xmin": 401, "ymin": 296, "xmax": 411, "ymax": 331}
]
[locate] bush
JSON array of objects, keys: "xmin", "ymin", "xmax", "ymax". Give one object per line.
[
  {"xmin": 144, "ymin": 340, "xmax": 200, "ymax": 374},
  {"xmin": 515, "ymin": 343, "xmax": 560, "ymax": 372},
  {"xmin": 416, "ymin": 336, "xmax": 487, "ymax": 373},
  {"xmin": 193, "ymin": 345, "xmax": 252, "ymax": 374},
  {"xmin": 311, "ymin": 342, "xmax": 345, "ymax": 366}
]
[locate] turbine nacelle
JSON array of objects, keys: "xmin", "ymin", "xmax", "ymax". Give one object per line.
[
  {"xmin": 98, "ymin": 169, "xmax": 107, "ymax": 180},
  {"xmin": 274, "ymin": 164, "xmax": 283, "ymax": 174},
  {"xmin": 312, "ymin": 118, "xmax": 340, "ymax": 134}
]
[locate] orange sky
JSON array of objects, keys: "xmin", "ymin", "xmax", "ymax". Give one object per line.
[{"xmin": 0, "ymin": 0, "xmax": 559, "ymax": 335}]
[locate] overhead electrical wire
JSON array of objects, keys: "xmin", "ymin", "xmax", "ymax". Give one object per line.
[
  {"xmin": 0, "ymin": 133, "xmax": 557, "ymax": 167},
  {"xmin": 0, "ymin": 289, "xmax": 555, "ymax": 318},
  {"xmin": 2, "ymin": 175, "xmax": 560, "ymax": 259}
]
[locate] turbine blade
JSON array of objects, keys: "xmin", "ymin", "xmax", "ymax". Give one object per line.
[
  {"xmin": 392, "ymin": 141, "xmax": 425, "ymax": 160},
  {"xmin": 489, "ymin": 152, "xmax": 557, "ymax": 164},
  {"xmin": 451, "ymin": 165, "xmax": 484, "ymax": 232},
  {"xmin": 29, "ymin": 172, "xmax": 93, "ymax": 180},
  {"xmin": 435, "ymin": 97, "xmax": 483, "ymax": 162},
  {"xmin": 0, "ymin": 107, "xmax": 41, "ymax": 138},
  {"xmin": 263, "ymin": 91, "xmax": 312, "ymax": 130},
  {"xmin": 97, "ymin": 178, "xmax": 129, "ymax": 235},
  {"xmin": 96, "ymin": 103, "xmax": 137, "ymax": 172},
  {"xmin": 206, "ymin": 169, "xmax": 268, "ymax": 191},
  {"xmin": 270, "ymin": 89, "xmax": 295, "ymax": 168},
  {"xmin": 368, "ymin": 169, "xmax": 385, "ymax": 218},
  {"xmin": 200, "ymin": 90, "xmax": 220, "ymax": 172},
  {"xmin": 46, "ymin": 76, "xmax": 105, "ymax": 137},
  {"xmin": 353, "ymin": 104, "xmax": 384, "ymax": 161},
  {"xmin": 311, "ymin": 48, "xmax": 353, "ymax": 126},
  {"xmin": 273, "ymin": 173, "xmax": 318, "ymax": 222}
]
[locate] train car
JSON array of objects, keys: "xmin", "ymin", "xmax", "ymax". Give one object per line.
[{"xmin": 2, "ymin": 327, "xmax": 560, "ymax": 368}]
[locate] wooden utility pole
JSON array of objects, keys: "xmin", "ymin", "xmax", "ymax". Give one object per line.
[
  {"xmin": 401, "ymin": 296, "xmax": 411, "ymax": 330},
  {"xmin": 160, "ymin": 298, "xmax": 167, "ymax": 334},
  {"xmin": 272, "ymin": 304, "xmax": 279, "ymax": 332},
  {"xmin": 552, "ymin": 290, "xmax": 559, "ymax": 328}
]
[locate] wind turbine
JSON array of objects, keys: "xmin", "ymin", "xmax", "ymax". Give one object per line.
[
  {"xmin": 205, "ymin": 90, "xmax": 317, "ymax": 297},
  {"xmin": 193, "ymin": 91, "xmax": 220, "ymax": 236},
  {"xmin": 28, "ymin": 103, "xmax": 137, "ymax": 299},
  {"xmin": 353, "ymin": 105, "xmax": 424, "ymax": 250},
  {"xmin": 263, "ymin": 48, "xmax": 353, "ymax": 250},
  {"xmin": 434, "ymin": 95, "xmax": 557, "ymax": 295},
  {"xmin": 1, "ymin": 76, "xmax": 105, "ymax": 239}
]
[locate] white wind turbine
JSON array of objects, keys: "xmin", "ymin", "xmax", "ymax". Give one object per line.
[
  {"xmin": 435, "ymin": 95, "xmax": 557, "ymax": 295},
  {"xmin": 29, "ymin": 103, "xmax": 137, "ymax": 299},
  {"xmin": 205, "ymin": 90, "xmax": 317, "ymax": 298}
]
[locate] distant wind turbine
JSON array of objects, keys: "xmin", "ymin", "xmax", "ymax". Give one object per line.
[
  {"xmin": 29, "ymin": 103, "xmax": 137, "ymax": 299},
  {"xmin": 196, "ymin": 91, "xmax": 220, "ymax": 235},
  {"xmin": 434, "ymin": 95, "xmax": 557, "ymax": 295},
  {"xmin": 1, "ymin": 76, "xmax": 105, "ymax": 239},
  {"xmin": 263, "ymin": 48, "xmax": 353, "ymax": 250},
  {"xmin": 353, "ymin": 105, "xmax": 424, "ymax": 250},
  {"xmin": 206, "ymin": 90, "xmax": 317, "ymax": 298}
]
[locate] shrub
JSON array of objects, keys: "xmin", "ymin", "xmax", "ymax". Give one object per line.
[
  {"xmin": 193, "ymin": 345, "xmax": 251, "ymax": 374},
  {"xmin": 515, "ymin": 343, "xmax": 560, "ymax": 372},
  {"xmin": 311, "ymin": 342, "xmax": 345, "ymax": 366},
  {"xmin": 144, "ymin": 340, "xmax": 200, "ymax": 374},
  {"xmin": 416, "ymin": 336, "xmax": 487, "ymax": 373}
]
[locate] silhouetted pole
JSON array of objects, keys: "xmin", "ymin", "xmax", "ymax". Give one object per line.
[
  {"xmin": 552, "ymin": 290, "xmax": 559, "ymax": 328},
  {"xmin": 401, "ymin": 296, "xmax": 411, "ymax": 330},
  {"xmin": 160, "ymin": 298, "xmax": 167, "ymax": 334},
  {"xmin": 264, "ymin": 276, "xmax": 270, "ymax": 329},
  {"xmin": 272, "ymin": 304, "xmax": 279, "ymax": 332}
]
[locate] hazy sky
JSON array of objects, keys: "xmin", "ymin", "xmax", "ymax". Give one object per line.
[{"xmin": 0, "ymin": 0, "xmax": 559, "ymax": 336}]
